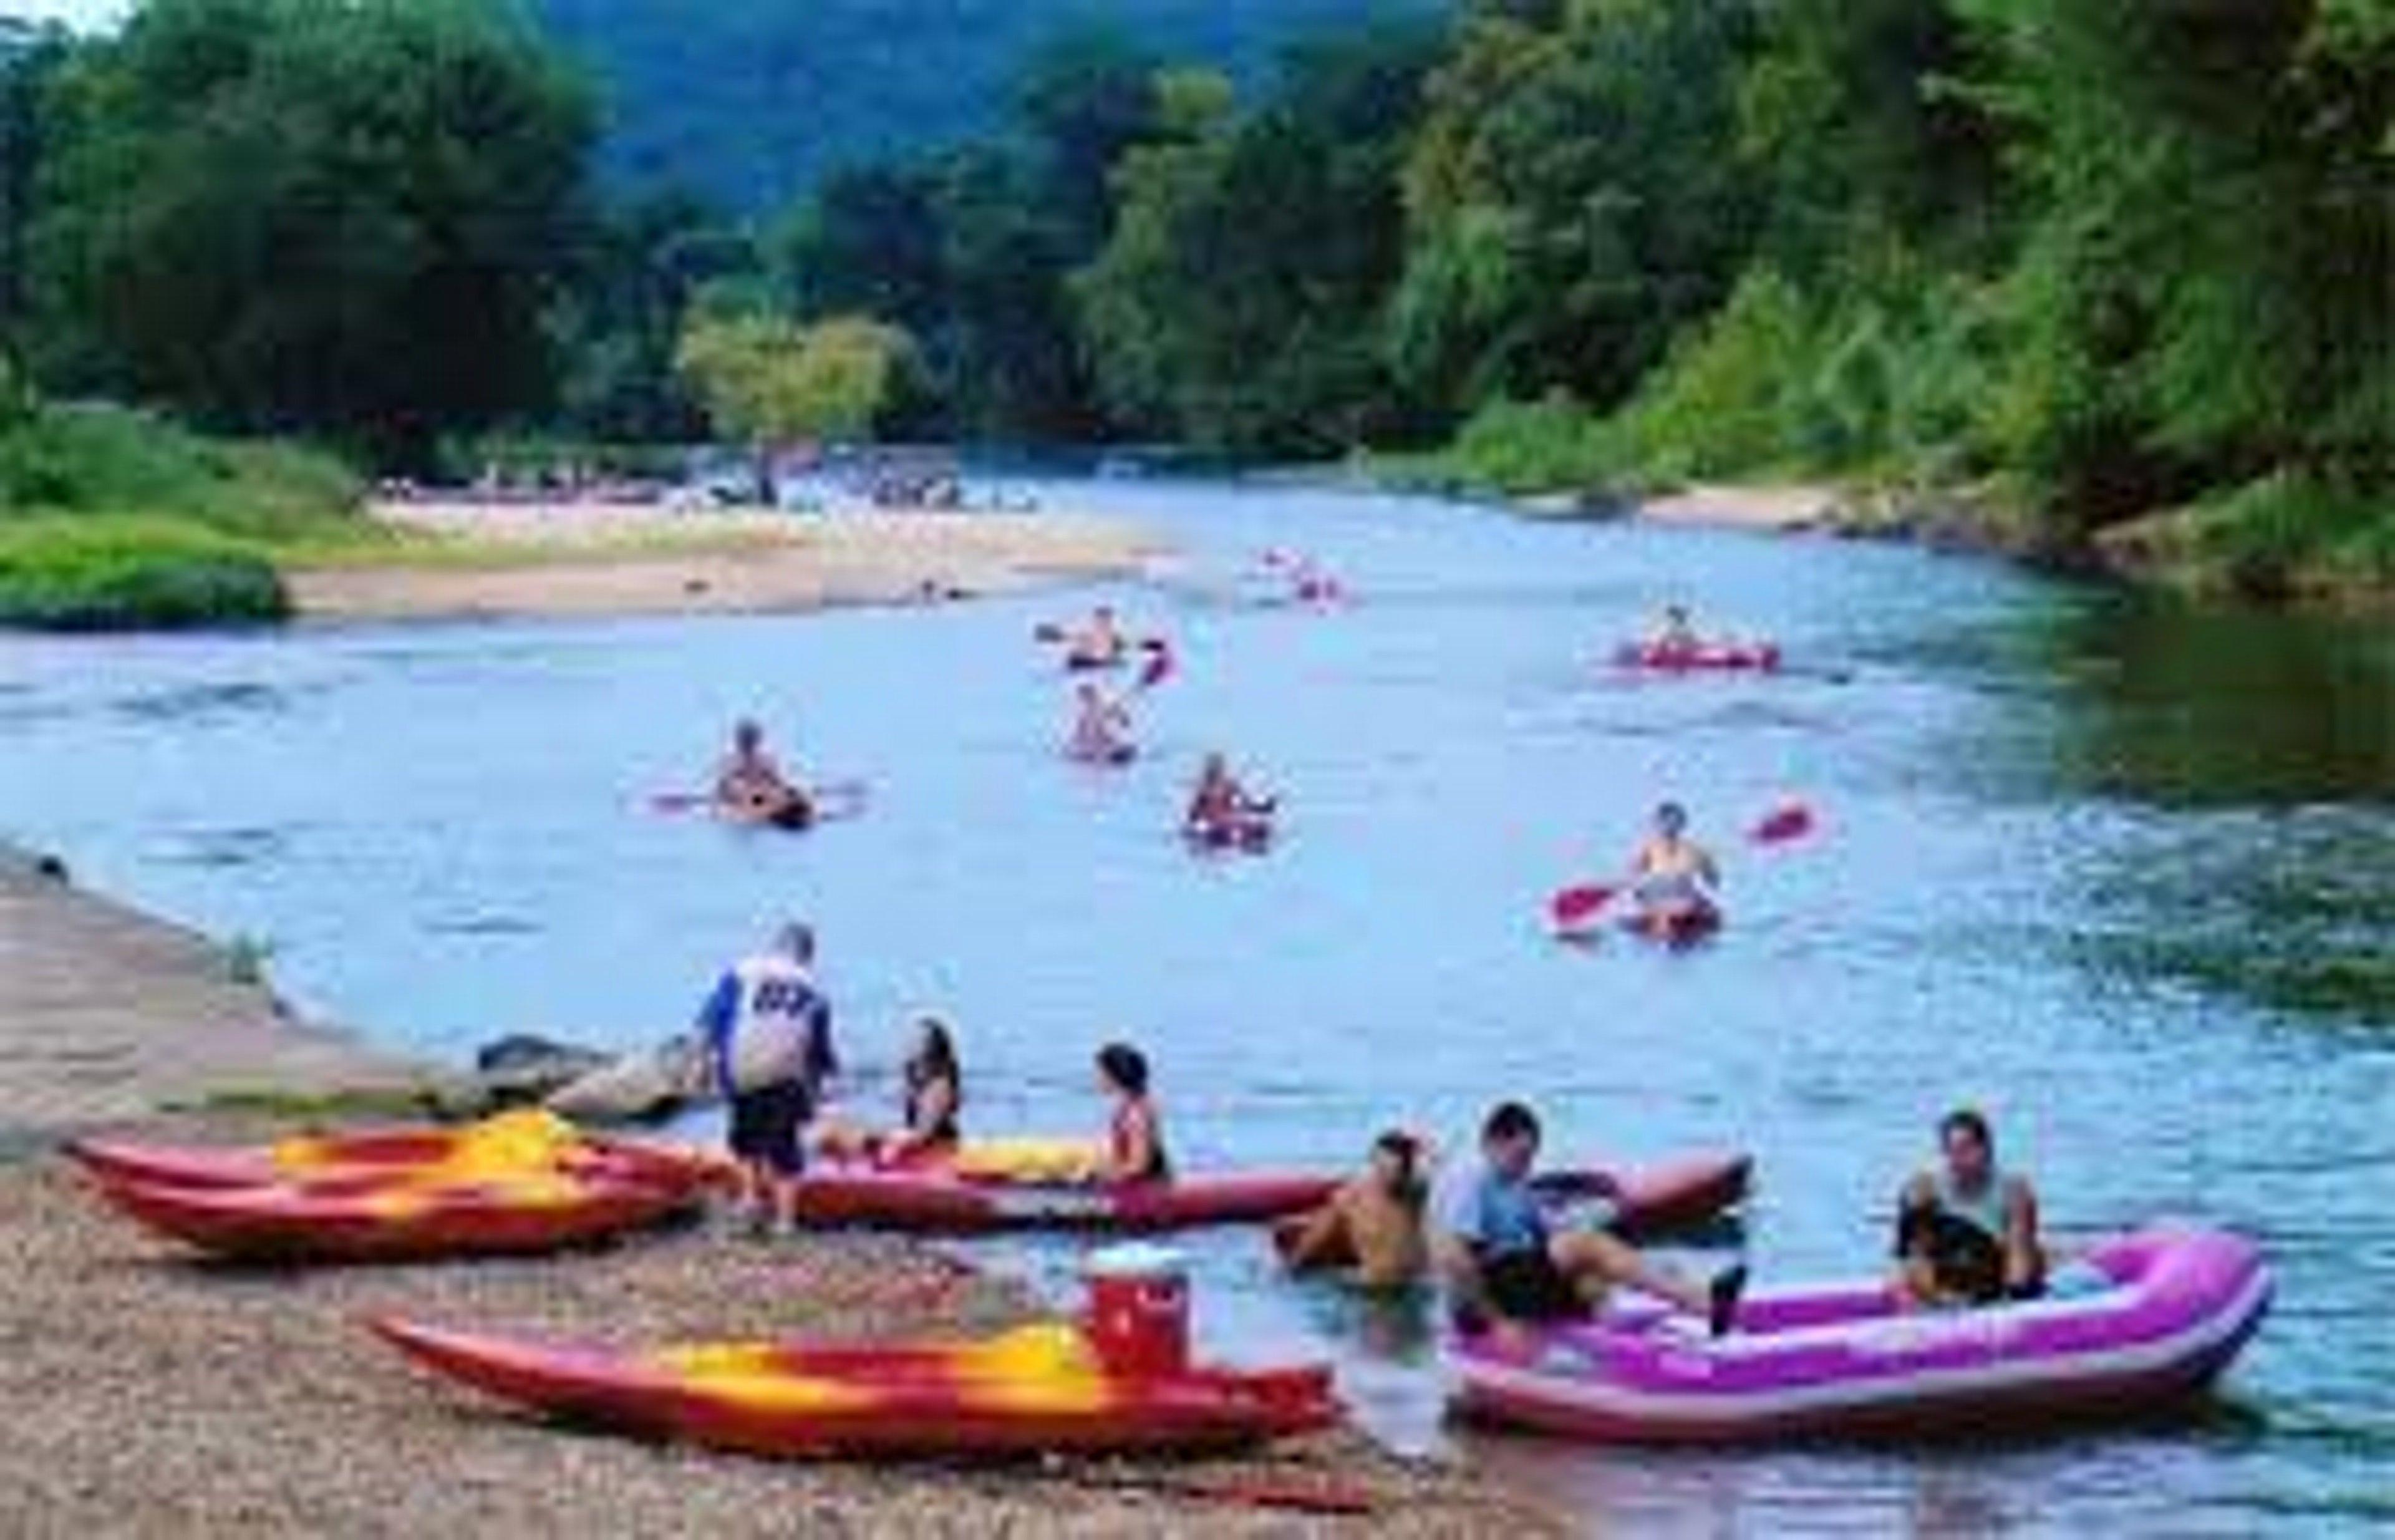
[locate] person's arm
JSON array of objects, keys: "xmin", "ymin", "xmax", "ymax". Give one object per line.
[
  {"xmin": 2004, "ymin": 1177, "xmax": 2043, "ymax": 1295},
  {"xmin": 1276, "ymin": 1184, "xmax": 1355, "ymax": 1272},
  {"xmin": 888, "ymin": 1074, "xmax": 957, "ymax": 1155},
  {"xmin": 696, "ymin": 972, "xmax": 740, "ymax": 1097},
  {"xmin": 1696, "ymin": 845, "xmax": 1722, "ymax": 891},
  {"xmin": 1103, "ymin": 1102, "xmax": 1161, "ymax": 1182},
  {"xmin": 805, "ymin": 1000, "xmax": 839, "ymax": 1091}
]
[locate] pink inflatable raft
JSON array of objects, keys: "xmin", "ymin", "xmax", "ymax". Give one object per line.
[{"xmin": 1450, "ymin": 1226, "xmax": 2268, "ymax": 1443}]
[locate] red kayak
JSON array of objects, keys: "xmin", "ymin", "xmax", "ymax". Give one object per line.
[
  {"xmin": 1274, "ymin": 1150, "xmax": 1749, "ymax": 1268},
  {"xmin": 1621, "ymin": 904, "xmax": 1724, "ymax": 946},
  {"xmin": 791, "ymin": 1164, "xmax": 1339, "ymax": 1234},
  {"xmin": 373, "ymin": 1317, "xmax": 1338, "ymax": 1460},
  {"xmin": 89, "ymin": 1169, "xmax": 702, "ymax": 1263},
  {"xmin": 1614, "ymin": 642, "xmax": 1781, "ymax": 674},
  {"xmin": 65, "ymin": 1128, "xmax": 714, "ymax": 1193}
]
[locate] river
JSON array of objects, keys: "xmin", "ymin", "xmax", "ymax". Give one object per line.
[{"xmin": 2, "ymin": 481, "xmax": 2388, "ymax": 1534}]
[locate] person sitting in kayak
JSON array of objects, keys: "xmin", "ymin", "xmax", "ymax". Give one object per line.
[
  {"xmin": 1627, "ymin": 801, "xmax": 1720, "ymax": 928},
  {"xmin": 1065, "ymin": 605, "xmax": 1128, "ymax": 670},
  {"xmin": 1276, "ymin": 1129, "xmax": 1431, "ymax": 1291},
  {"xmin": 1067, "ymin": 681, "xmax": 1135, "ymax": 765},
  {"xmin": 1894, "ymin": 1108, "xmax": 2046, "ymax": 1308},
  {"xmin": 697, "ymin": 922, "xmax": 838, "ymax": 1236},
  {"xmin": 1648, "ymin": 604, "xmax": 1702, "ymax": 657},
  {"xmin": 1094, "ymin": 1042, "xmax": 1171, "ymax": 1183},
  {"xmin": 1184, "ymin": 753, "xmax": 1275, "ymax": 846},
  {"xmin": 714, "ymin": 719, "xmax": 815, "ymax": 830},
  {"xmin": 1433, "ymin": 1102, "xmax": 1744, "ymax": 1349},
  {"xmin": 815, "ymin": 1014, "xmax": 962, "ymax": 1166}
]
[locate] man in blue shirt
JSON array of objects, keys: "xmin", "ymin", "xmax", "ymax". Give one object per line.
[
  {"xmin": 1433, "ymin": 1102, "xmax": 1745, "ymax": 1349},
  {"xmin": 697, "ymin": 922, "xmax": 838, "ymax": 1236}
]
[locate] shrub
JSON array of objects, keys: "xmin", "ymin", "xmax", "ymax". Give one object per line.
[
  {"xmin": 0, "ymin": 518, "xmax": 289, "ymax": 630},
  {"xmin": 0, "ymin": 404, "xmax": 362, "ymax": 541}
]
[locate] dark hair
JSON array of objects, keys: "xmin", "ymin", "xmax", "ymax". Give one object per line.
[
  {"xmin": 908, "ymin": 1017, "xmax": 960, "ymax": 1095},
  {"xmin": 1483, "ymin": 1101, "xmax": 1540, "ymax": 1145},
  {"xmin": 1374, "ymin": 1129, "xmax": 1426, "ymax": 1206},
  {"xmin": 1096, "ymin": 1042, "xmax": 1150, "ymax": 1097},
  {"xmin": 1656, "ymin": 801, "xmax": 1688, "ymax": 828},
  {"xmin": 1940, "ymin": 1108, "xmax": 1993, "ymax": 1151}
]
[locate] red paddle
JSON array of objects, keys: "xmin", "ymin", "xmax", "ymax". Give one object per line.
[
  {"xmin": 1134, "ymin": 641, "xmax": 1175, "ymax": 691},
  {"xmin": 1549, "ymin": 800, "xmax": 1820, "ymax": 933}
]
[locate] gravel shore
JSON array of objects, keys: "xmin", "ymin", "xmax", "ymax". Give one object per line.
[{"xmin": 0, "ymin": 1156, "xmax": 1562, "ymax": 1536}]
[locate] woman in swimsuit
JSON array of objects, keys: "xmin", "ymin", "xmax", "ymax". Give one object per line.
[
  {"xmin": 1627, "ymin": 801, "xmax": 1721, "ymax": 928},
  {"xmin": 1095, "ymin": 1042, "xmax": 1170, "ymax": 1183}
]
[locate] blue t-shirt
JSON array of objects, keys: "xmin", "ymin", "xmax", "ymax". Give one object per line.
[{"xmin": 1432, "ymin": 1156, "xmax": 1548, "ymax": 1259}]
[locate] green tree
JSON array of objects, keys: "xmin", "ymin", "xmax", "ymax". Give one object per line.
[
  {"xmin": 1390, "ymin": 0, "xmax": 1764, "ymax": 417},
  {"xmin": 675, "ymin": 311, "xmax": 919, "ymax": 453},
  {"xmin": 27, "ymin": 0, "xmax": 594, "ymax": 468},
  {"xmin": 1077, "ymin": 22, "xmax": 1447, "ymax": 456}
]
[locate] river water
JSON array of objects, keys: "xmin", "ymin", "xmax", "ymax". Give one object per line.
[{"xmin": 2, "ymin": 482, "xmax": 2388, "ymax": 1534}]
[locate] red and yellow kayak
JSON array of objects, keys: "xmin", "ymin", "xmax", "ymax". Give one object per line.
[
  {"xmin": 90, "ymin": 1167, "xmax": 700, "ymax": 1262},
  {"xmin": 374, "ymin": 1317, "xmax": 1338, "ymax": 1459},
  {"xmin": 67, "ymin": 1119, "xmax": 712, "ymax": 1194}
]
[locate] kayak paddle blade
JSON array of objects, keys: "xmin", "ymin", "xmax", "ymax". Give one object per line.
[{"xmin": 1550, "ymin": 884, "xmax": 1616, "ymax": 930}]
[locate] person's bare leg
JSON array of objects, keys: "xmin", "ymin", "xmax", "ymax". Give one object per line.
[{"xmin": 1552, "ymin": 1231, "xmax": 1708, "ymax": 1315}]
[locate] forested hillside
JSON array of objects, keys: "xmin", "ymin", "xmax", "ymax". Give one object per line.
[{"xmin": 533, "ymin": 0, "xmax": 1441, "ymax": 208}]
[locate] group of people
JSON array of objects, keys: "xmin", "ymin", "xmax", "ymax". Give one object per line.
[
  {"xmin": 697, "ymin": 922, "xmax": 1169, "ymax": 1237},
  {"xmin": 1283, "ymin": 1103, "xmax": 2044, "ymax": 1344}
]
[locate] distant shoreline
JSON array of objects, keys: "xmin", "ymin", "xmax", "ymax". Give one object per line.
[{"xmin": 287, "ymin": 500, "xmax": 1168, "ymax": 624}]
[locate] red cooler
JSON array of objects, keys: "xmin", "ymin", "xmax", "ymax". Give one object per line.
[{"xmin": 1083, "ymin": 1242, "xmax": 1189, "ymax": 1375}]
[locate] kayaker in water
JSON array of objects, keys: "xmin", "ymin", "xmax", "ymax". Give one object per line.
[
  {"xmin": 1184, "ymin": 753, "xmax": 1275, "ymax": 847},
  {"xmin": 1067, "ymin": 681, "xmax": 1135, "ymax": 765},
  {"xmin": 1094, "ymin": 1042, "xmax": 1171, "ymax": 1183},
  {"xmin": 714, "ymin": 719, "xmax": 814, "ymax": 830},
  {"xmin": 1276, "ymin": 1129, "xmax": 1431, "ymax": 1290},
  {"xmin": 696, "ymin": 923, "xmax": 839, "ymax": 1237},
  {"xmin": 1648, "ymin": 604, "xmax": 1702, "ymax": 656},
  {"xmin": 1894, "ymin": 1108, "xmax": 2047, "ymax": 1307},
  {"xmin": 1065, "ymin": 605, "xmax": 1128, "ymax": 669},
  {"xmin": 1433, "ymin": 1102, "xmax": 1745, "ymax": 1348},
  {"xmin": 815, "ymin": 1014, "xmax": 962, "ymax": 1166},
  {"xmin": 1627, "ymin": 801, "xmax": 1721, "ymax": 928}
]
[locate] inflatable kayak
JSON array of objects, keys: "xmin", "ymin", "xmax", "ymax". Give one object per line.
[
  {"xmin": 66, "ymin": 1113, "xmax": 714, "ymax": 1193},
  {"xmin": 1449, "ymin": 1225, "xmax": 2269, "ymax": 1444},
  {"xmin": 1621, "ymin": 904, "xmax": 1723, "ymax": 946},
  {"xmin": 1274, "ymin": 1150, "xmax": 1749, "ymax": 1271},
  {"xmin": 89, "ymin": 1168, "xmax": 702, "ymax": 1262},
  {"xmin": 791, "ymin": 1158, "xmax": 1337, "ymax": 1234},
  {"xmin": 1614, "ymin": 642, "xmax": 1781, "ymax": 674},
  {"xmin": 373, "ymin": 1317, "xmax": 1337, "ymax": 1459}
]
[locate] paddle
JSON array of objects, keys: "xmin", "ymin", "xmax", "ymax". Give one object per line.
[
  {"xmin": 1133, "ymin": 639, "xmax": 1175, "ymax": 691},
  {"xmin": 1548, "ymin": 800, "xmax": 1820, "ymax": 933},
  {"xmin": 650, "ymin": 779, "xmax": 870, "ymax": 817}
]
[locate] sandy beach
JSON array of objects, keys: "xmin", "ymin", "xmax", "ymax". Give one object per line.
[
  {"xmin": 289, "ymin": 500, "xmax": 1166, "ymax": 624},
  {"xmin": 1636, "ymin": 483, "xmax": 1841, "ymax": 534},
  {"xmin": 0, "ymin": 846, "xmax": 1556, "ymax": 1534}
]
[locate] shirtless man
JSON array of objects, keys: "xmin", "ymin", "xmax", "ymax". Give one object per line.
[
  {"xmin": 1650, "ymin": 604, "xmax": 1702, "ymax": 654},
  {"xmin": 1627, "ymin": 801, "xmax": 1720, "ymax": 926},
  {"xmin": 1065, "ymin": 606, "xmax": 1128, "ymax": 670},
  {"xmin": 1184, "ymin": 753, "xmax": 1275, "ymax": 846},
  {"xmin": 715, "ymin": 719, "xmax": 813, "ymax": 829},
  {"xmin": 1276, "ymin": 1131, "xmax": 1431, "ymax": 1290}
]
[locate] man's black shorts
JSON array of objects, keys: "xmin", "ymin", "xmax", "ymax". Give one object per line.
[{"xmin": 727, "ymin": 1079, "xmax": 811, "ymax": 1176}]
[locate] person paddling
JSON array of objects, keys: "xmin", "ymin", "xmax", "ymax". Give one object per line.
[
  {"xmin": 1626, "ymin": 801, "xmax": 1721, "ymax": 929},
  {"xmin": 1093, "ymin": 1042, "xmax": 1170, "ymax": 1183},
  {"xmin": 1433, "ymin": 1102, "xmax": 1745, "ymax": 1351},
  {"xmin": 1183, "ymin": 753, "xmax": 1275, "ymax": 847},
  {"xmin": 714, "ymin": 719, "xmax": 814, "ymax": 830},
  {"xmin": 695, "ymin": 923, "xmax": 838, "ymax": 1236},
  {"xmin": 1648, "ymin": 604, "xmax": 1703, "ymax": 656},
  {"xmin": 1065, "ymin": 605, "xmax": 1128, "ymax": 670},
  {"xmin": 1067, "ymin": 680, "xmax": 1135, "ymax": 765},
  {"xmin": 1894, "ymin": 1108, "xmax": 2047, "ymax": 1308}
]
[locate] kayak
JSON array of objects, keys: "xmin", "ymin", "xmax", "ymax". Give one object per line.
[
  {"xmin": 1614, "ymin": 642, "xmax": 1781, "ymax": 674},
  {"xmin": 1621, "ymin": 904, "xmax": 1723, "ymax": 946},
  {"xmin": 1184, "ymin": 818, "xmax": 1274, "ymax": 854},
  {"xmin": 1449, "ymin": 1225, "xmax": 2269, "ymax": 1444},
  {"xmin": 373, "ymin": 1317, "xmax": 1338, "ymax": 1460},
  {"xmin": 89, "ymin": 1167, "xmax": 702, "ymax": 1262},
  {"xmin": 1273, "ymin": 1150, "xmax": 1750, "ymax": 1270},
  {"xmin": 791, "ymin": 1160, "xmax": 1338, "ymax": 1234},
  {"xmin": 65, "ymin": 1116, "xmax": 715, "ymax": 1193}
]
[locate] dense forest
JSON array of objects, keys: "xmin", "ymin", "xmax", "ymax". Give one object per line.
[
  {"xmin": 1, "ymin": 0, "xmax": 2389, "ymax": 623},
  {"xmin": 534, "ymin": 0, "xmax": 1441, "ymax": 210}
]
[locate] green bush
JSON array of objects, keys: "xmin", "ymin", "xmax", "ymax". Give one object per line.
[
  {"xmin": 1438, "ymin": 391, "xmax": 1630, "ymax": 496},
  {"xmin": 0, "ymin": 518, "xmax": 289, "ymax": 630},
  {"xmin": 2191, "ymin": 473, "xmax": 2395, "ymax": 597},
  {"xmin": 0, "ymin": 404, "xmax": 363, "ymax": 542}
]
